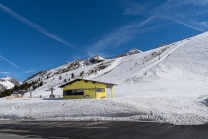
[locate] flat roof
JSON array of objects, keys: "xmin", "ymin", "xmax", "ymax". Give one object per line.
[{"xmin": 59, "ymin": 79, "xmax": 117, "ymax": 88}]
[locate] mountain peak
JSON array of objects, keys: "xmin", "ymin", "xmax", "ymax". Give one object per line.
[
  {"xmin": 119, "ymin": 48, "xmax": 142, "ymax": 57},
  {"xmin": 90, "ymin": 55, "xmax": 105, "ymax": 61},
  {"xmin": 0, "ymin": 76, "xmax": 20, "ymax": 92},
  {"xmin": 4, "ymin": 76, "xmax": 14, "ymax": 80},
  {"xmin": 84, "ymin": 55, "xmax": 106, "ymax": 65}
]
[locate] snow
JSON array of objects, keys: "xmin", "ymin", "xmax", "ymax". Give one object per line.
[
  {"xmin": 0, "ymin": 81, "xmax": 14, "ymax": 89},
  {"xmin": 0, "ymin": 77, "xmax": 17, "ymax": 89},
  {"xmin": 1, "ymin": 32, "xmax": 208, "ymax": 125}
]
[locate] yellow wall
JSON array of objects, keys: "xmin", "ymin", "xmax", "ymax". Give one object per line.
[
  {"xmin": 63, "ymin": 80, "xmax": 107, "ymax": 99},
  {"xmin": 111, "ymin": 86, "xmax": 114, "ymax": 98}
]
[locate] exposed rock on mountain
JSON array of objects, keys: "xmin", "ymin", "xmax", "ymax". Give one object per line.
[
  {"xmin": 84, "ymin": 55, "xmax": 105, "ymax": 65},
  {"xmin": 119, "ymin": 48, "xmax": 142, "ymax": 57}
]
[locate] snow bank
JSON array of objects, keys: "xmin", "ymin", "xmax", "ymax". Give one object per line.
[{"xmin": 1, "ymin": 96, "xmax": 208, "ymax": 125}]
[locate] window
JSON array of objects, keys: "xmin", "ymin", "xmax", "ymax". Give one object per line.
[
  {"xmin": 64, "ymin": 89, "xmax": 84, "ymax": 96},
  {"xmin": 72, "ymin": 89, "xmax": 84, "ymax": 93},
  {"xmin": 96, "ymin": 88, "xmax": 105, "ymax": 92}
]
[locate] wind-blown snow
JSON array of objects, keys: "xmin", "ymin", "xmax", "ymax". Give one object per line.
[{"xmin": 1, "ymin": 32, "xmax": 208, "ymax": 125}]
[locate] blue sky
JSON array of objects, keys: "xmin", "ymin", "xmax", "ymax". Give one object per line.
[{"xmin": 0, "ymin": 0, "xmax": 208, "ymax": 81}]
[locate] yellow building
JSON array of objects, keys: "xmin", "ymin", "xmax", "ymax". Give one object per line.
[{"xmin": 59, "ymin": 79, "xmax": 116, "ymax": 99}]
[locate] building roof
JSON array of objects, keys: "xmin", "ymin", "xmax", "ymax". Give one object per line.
[{"xmin": 59, "ymin": 79, "xmax": 117, "ymax": 88}]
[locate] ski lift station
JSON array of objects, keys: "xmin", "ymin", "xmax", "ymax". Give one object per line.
[{"xmin": 59, "ymin": 79, "xmax": 116, "ymax": 99}]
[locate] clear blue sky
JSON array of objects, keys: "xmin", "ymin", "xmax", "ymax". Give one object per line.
[{"xmin": 0, "ymin": 0, "xmax": 208, "ymax": 81}]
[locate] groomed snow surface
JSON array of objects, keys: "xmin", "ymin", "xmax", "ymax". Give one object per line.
[{"xmin": 1, "ymin": 32, "xmax": 208, "ymax": 125}]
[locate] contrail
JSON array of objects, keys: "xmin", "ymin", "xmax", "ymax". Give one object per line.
[
  {"xmin": 0, "ymin": 3, "xmax": 73, "ymax": 47},
  {"xmin": 0, "ymin": 72, "xmax": 10, "ymax": 74},
  {"xmin": 0, "ymin": 55, "xmax": 25, "ymax": 72}
]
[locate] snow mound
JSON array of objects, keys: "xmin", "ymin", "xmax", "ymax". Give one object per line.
[{"xmin": 1, "ymin": 96, "xmax": 208, "ymax": 125}]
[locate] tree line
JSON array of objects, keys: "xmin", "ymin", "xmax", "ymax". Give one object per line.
[{"xmin": 0, "ymin": 81, "xmax": 43, "ymax": 98}]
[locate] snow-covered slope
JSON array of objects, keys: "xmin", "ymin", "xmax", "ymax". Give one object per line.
[
  {"xmin": 122, "ymin": 33, "xmax": 208, "ymax": 97},
  {"xmin": 1, "ymin": 32, "xmax": 208, "ymax": 125},
  {"xmin": 0, "ymin": 77, "xmax": 20, "ymax": 92}
]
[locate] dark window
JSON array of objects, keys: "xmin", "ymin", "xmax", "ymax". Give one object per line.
[
  {"xmin": 96, "ymin": 88, "xmax": 105, "ymax": 92},
  {"xmin": 64, "ymin": 89, "xmax": 84, "ymax": 96}
]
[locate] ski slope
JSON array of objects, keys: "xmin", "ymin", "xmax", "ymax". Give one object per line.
[{"xmin": 1, "ymin": 32, "xmax": 208, "ymax": 125}]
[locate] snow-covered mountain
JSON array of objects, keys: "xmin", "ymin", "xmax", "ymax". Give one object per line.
[
  {"xmin": 0, "ymin": 84, "xmax": 6, "ymax": 92},
  {"xmin": 3, "ymin": 31, "xmax": 208, "ymax": 125},
  {"xmin": 119, "ymin": 48, "xmax": 142, "ymax": 57},
  {"xmin": 0, "ymin": 77, "xmax": 20, "ymax": 92},
  {"xmin": 22, "ymin": 45, "xmax": 170, "ymax": 91},
  {"xmin": 20, "ymin": 32, "xmax": 208, "ymax": 97},
  {"xmin": 24, "ymin": 55, "xmax": 106, "ymax": 84}
]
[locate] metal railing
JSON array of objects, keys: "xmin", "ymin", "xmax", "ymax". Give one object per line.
[{"xmin": 6, "ymin": 95, "xmax": 63, "ymax": 100}]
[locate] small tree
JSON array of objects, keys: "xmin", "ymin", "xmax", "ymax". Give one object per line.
[
  {"xmin": 80, "ymin": 71, "xmax": 84, "ymax": 77},
  {"xmin": 64, "ymin": 79, "xmax": 66, "ymax": 82},
  {"xmin": 14, "ymin": 84, "xmax": 18, "ymax": 90},
  {"xmin": 59, "ymin": 75, "xmax": 62, "ymax": 80},
  {"xmin": 33, "ymin": 85, "xmax": 37, "ymax": 90},
  {"xmin": 71, "ymin": 73, "xmax": 74, "ymax": 78},
  {"xmin": 39, "ymin": 81, "xmax": 43, "ymax": 86}
]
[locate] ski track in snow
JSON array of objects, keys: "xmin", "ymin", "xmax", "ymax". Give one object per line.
[{"xmin": 125, "ymin": 40, "xmax": 189, "ymax": 83}]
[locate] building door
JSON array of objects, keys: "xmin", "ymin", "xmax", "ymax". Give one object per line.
[{"xmin": 106, "ymin": 85, "xmax": 112, "ymax": 98}]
